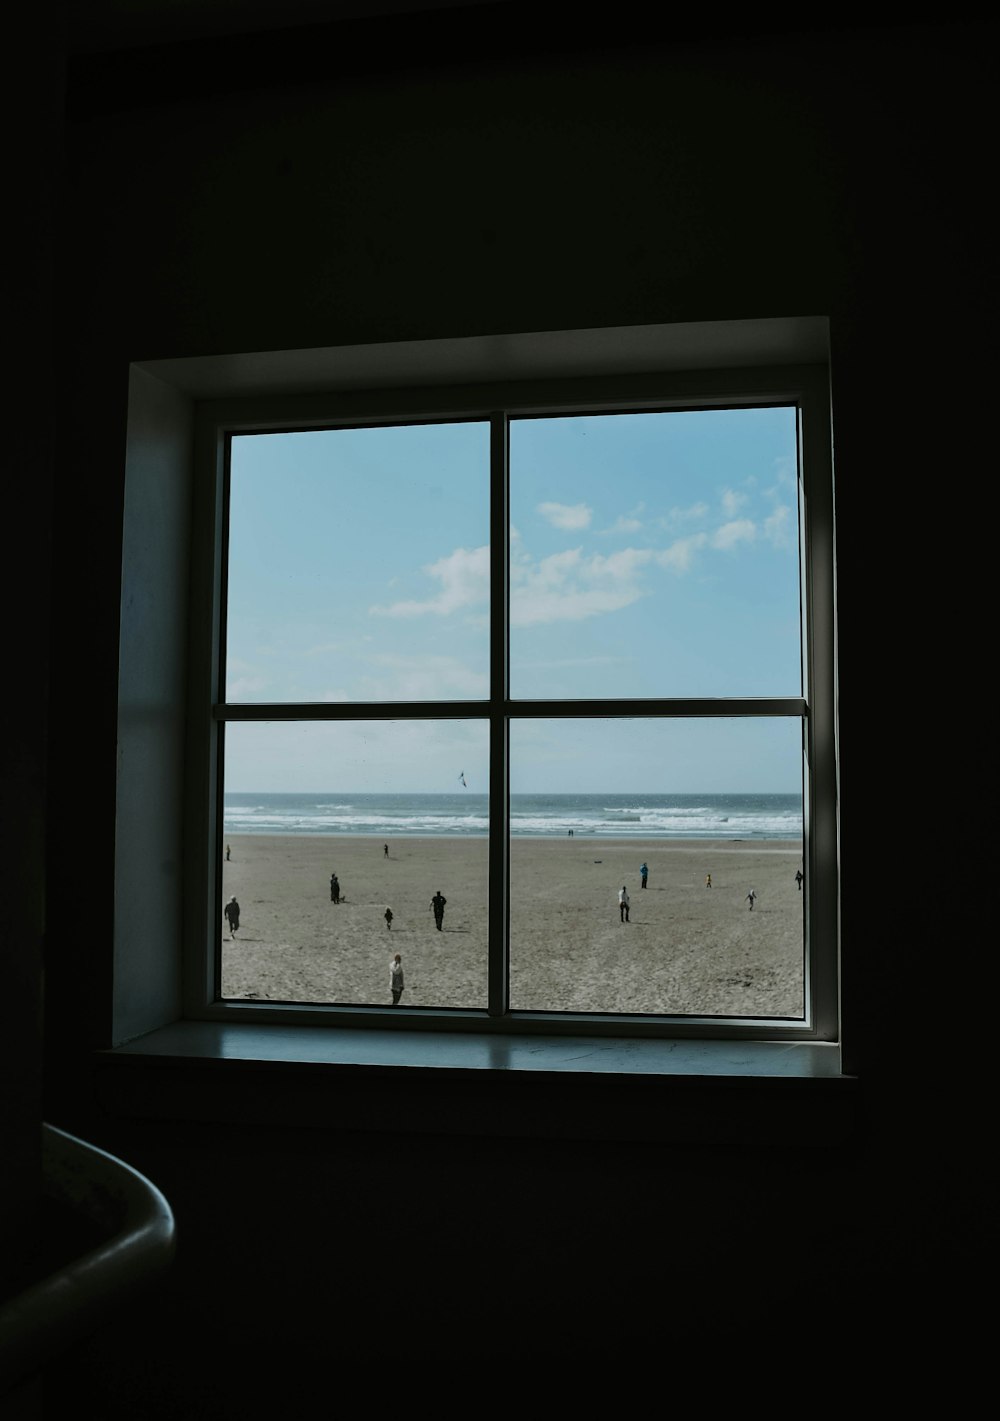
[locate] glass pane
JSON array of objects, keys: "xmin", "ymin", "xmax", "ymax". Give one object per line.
[
  {"xmin": 220, "ymin": 720, "xmax": 489, "ymax": 1008},
  {"xmin": 226, "ymin": 422, "xmax": 490, "ymax": 703},
  {"xmin": 509, "ymin": 718, "xmax": 805, "ymax": 1018},
  {"xmin": 509, "ymin": 407, "xmax": 801, "ymax": 698}
]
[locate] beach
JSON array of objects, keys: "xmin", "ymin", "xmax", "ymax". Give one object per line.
[{"xmin": 221, "ymin": 834, "xmax": 805, "ymax": 1018}]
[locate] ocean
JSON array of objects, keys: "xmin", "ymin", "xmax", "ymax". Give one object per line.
[{"xmin": 223, "ymin": 791, "xmax": 802, "ymax": 841}]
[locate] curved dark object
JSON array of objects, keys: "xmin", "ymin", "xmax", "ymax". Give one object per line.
[{"xmin": 0, "ymin": 1123, "xmax": 176, "ymax": 1394}]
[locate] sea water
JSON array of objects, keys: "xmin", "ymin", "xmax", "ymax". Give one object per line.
[{"xmin": 223, "ymin": 791, "xmax": 801, "ymax": 840}]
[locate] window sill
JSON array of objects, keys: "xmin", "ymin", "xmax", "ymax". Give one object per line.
[{"xmin": 96, "ymin": 1023, "xmax": 857, "ymax": 1147}]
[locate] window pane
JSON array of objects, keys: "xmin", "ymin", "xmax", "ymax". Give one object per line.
[
  {"xmin": 509, "ymin": 407, "xmax": 801, "ymax": 699},
  {"xmin": 220, "ymin": 720, "xmax": 489, "ymax": 1008},
  {"xmin": 226, "ymin": 422, "xmax": 490, "ymax": 703},
  {"xmin": 509, "ymin": 718, "xmax": 805, "ymax": 1018}
]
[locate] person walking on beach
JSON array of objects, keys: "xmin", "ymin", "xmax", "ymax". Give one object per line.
[
  {"xmin": 795, "ymin": 869, "xmax": 804, "ymax": 890},
  {"xmin": 226, "ymin": 843, "xmax": 231, "ymax": 861},
  {"xmin": 330, "ymin": 873, "xmax": 340, "ymax": 904},
  {"xmin": 746, "ymin": 888, "xmax": 757, "ymax": 911},
  {"xmin": 385, "ymin": 907, "xmax": 394, "ymax": 930},
  {"xmin": 640, "ymin": 861, "xmax": 648, "ymax": 889},
  {"xmin": 390, "ymin": 953, "xmax": 404, "ymax": 1005},
  {"xmin": 618, "ymin": 885, "xmax": 630, "ymax": 922},
  {"xmin": 705, "ymin": 873, "xmax": 712, "ymax": 889},
  {"xmin": 430, "ymin": 891, "xmax": 447, "ymax": 930},
  {"xmin": 384, "ymin": 843, "xmax": 389, "ymax": 858},
  {"xmin": 224, "ymin": 895, "xmax": 240, "ymax": 937}
]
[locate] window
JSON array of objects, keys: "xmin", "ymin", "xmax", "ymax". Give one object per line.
[
  {"xmin": 115, "ymin": 320, "xmax": 839, "ymax": 1076},
  {"xmin": 179, "ymin": 337, "xmax": 837, "ymax": 1045}
]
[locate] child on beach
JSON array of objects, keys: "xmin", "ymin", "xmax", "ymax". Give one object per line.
[
  {"xmin": 390, "ymin": 953, "xmax": 404, "ymax": 1005},
  {"xmin": 746, "ymin": 888, "xmax": 757, "ymax": 911},
  {"xmin": 385, "ymin": 907, "xmax": 393, "ymax": 929}
]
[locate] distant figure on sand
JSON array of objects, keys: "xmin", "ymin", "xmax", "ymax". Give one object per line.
[
  {"xmin": 390, "ymin": 953, "xmax": 404, "ymax": 1005},
  {"xmin": 384, "ymin": 843, "xmax": 389, "ymax": 858},
  {"xmin": 795, "ymin": 869, "xmax": 804, "ymax": 890},
  {"xmin": 618, "ymin": 885, "xmax": 630, "ymax": 922},
  {"xmin": 226, "ymin": 843, "xmax": 231, "ymax": 861},
  {"xmin": 330, "ymin": 874, "xmax": 340, "ymax": 904},
  {"xmin": 430, "ymin": 891, "xmax": 447, "ymax": 930},
  {"xmin": 224, "ymin": 896, "xmax": 240, "ymax": 936},
  {"xmin": 640, "ymin": 862, "xmax": 648, "ymax": 889},
  {"xmin": 385, "ymin": 907, "xmax": 393, "ymax": 930},
  {"xmin": 746, "ymin": 888, "xmax": 757, "ymax": 911},
  {"xmin": 705, "ymin": 873, "xmax": 712, "ymax": 889}
]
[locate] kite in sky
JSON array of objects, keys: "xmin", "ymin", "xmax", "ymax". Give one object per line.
[{"xmin": 458, "ymin": 772, "xmax": 467, "ymax": 788}]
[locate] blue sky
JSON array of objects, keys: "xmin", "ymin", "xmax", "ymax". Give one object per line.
[{"xmin": 224, "ymin": 407, "xmax": 803, "ymax": 792}]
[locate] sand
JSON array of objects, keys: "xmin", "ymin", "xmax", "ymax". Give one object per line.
[{"xmin": 221, "ymin": 834, "xmax": 805, "ymax": 1019}]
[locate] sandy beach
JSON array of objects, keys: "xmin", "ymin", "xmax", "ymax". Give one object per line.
[{"xmin": 221, "ymin": 834, "xmax": 805, "ymax": 1018}]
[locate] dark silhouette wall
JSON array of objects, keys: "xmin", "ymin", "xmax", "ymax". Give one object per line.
[{"xmin": 6, "ymin": 6, "xmax": 991, "ymax": 1407}]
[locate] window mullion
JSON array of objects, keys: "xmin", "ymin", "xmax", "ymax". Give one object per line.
[{"xmin": 488, "ymin": 411, "xmax": 509, "ymax": 1017}]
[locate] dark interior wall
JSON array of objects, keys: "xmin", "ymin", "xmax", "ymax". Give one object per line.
[
  {"xmin": 63, "ymin": 19, "xmax": 857, "ymax": 354},
  {"xmin": 2, "ymin": 0, "xmax": 64, "ymax": 1325},
  {"xmin": 28, "ymin": 9, "xmax": 992, "ymax": 1398}
]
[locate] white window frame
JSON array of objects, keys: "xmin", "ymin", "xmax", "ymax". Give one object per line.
[{"xmin": 113, "ymin": 318, "xmax": 841, "ymax": 1079}]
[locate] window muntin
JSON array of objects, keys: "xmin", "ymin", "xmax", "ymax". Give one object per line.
[{"xmin": 208, "ymin": 367, "xmax": 833, "ymax": 1042}]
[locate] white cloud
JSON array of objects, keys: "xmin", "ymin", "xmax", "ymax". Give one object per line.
[
  {"xmin": 661, "ymin": 501, "xmax": 710, "ymax": 530},
  {"xmin": 537, "ymin": 501, "xmax": 593, "ymax": 531},
  {"xmin": 721, "ymin": 488, "xmax": 748, "ymax": 517},
  {"xmin": 769, "ymin": 454, "xmax": 798, "ymax": 491},
  {"xmin": 363, "ymin": 490, "xmax": 782, "ymax": 641},
  {"xmin": 711, "ymin": 519, "xmax": 756, "ymax": 550},
  {"xmin": 589, "ymin": 548, "xmax": 653, "ymax": 580},
  {"xmin": 602, "ymin": 501, "xmax": 645, "ymax": 535},
  {"xmin": 511, "ymin": 585, "xmax": 646, "ymax": 626},
  {"xmin": 764, "ymin": 503, "xmax": 795, "ymax": 549},
  {"xmin": 510, "ymin": 546, "xmax": 652, "ymax": 625},
  {"xmin": 368, "ymin": 545, "xmax": 489, "ymax": 617},
  {"xmin": 656, "ymin": 532, "xmax": 708, "ymax": 573}
]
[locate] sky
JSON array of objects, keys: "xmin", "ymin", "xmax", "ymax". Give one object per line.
[{"xmin": 224, "ymin": 406, "xmax": 804, "ymax": 793}]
